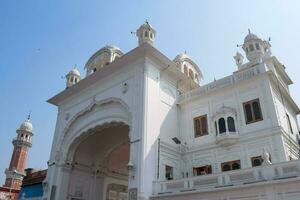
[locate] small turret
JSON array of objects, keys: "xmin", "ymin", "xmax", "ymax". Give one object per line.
[
  {"xmin": 66, "ymin": 67, "xmax": 81, "ymax": 88},
  {"xmin": 242, "ymin": 29, "xmax": 272, "ymax": 62},
  {"xmin": 136, "ymin": 20, "xmax": 156, "ymax": 46}
]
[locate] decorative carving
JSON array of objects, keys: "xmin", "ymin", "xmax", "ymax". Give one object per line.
[
  {"xmin": 129, "ymin": 188, "xmax": 137, "ymax": 200},
  {"xmin": 65, "ymin": 113, "xmax": 70, "ymax": 121},
  {"xmin": 122, "ymin": 82, "xmax": 129, "ymax": 93},
  {"xmin": 262, "ymin": 150, "xmax": 272, "ymax": 165},
  {"xmin": 234, "ymin": 52, "xmax": 244, "ymax": 67}
]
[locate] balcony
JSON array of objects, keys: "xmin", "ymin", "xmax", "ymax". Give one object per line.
[
  {"xmin": 152, "ymin": 160, "xmax": 300, "ymax": 195},
  {"xmin": 215, "ymin": 131, "xmax": 239, "ymax": 147}
]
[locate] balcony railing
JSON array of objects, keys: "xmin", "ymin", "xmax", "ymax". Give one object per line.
[
  {"xmin": 153, "ymin": 160, "xmax": 300, "ymax": 195},
  {"xmin": 216, "ymin": 131, "xmax": 239, "ymax": 146}
]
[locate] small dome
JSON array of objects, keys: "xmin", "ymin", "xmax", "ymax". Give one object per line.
[
  {"xmin": 85, "ymin": 44, "xmax": 123, "ymax": 76},
  {"xmin": 139, "ymin": 20, "xmax": 153, "ymax": 29},
  {"xmin": 244, "ymin": 29, "xmax": 259, "ymax": 43},
  {"xmin": 68, "ymin": 68, "xmax": 80, "ymax": 77},
  {"xmin": 173, "ymin": 52, "xmax": 203, "ymax": 81},
  {"xmin": 19, "ymin": 120, "xmax": 33, "ymax": 132}
]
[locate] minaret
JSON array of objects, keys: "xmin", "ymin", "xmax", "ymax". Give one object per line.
[
  {"xmin": 66, "ymin": 67, "xmax": 81, "ymax": 88},
  {"xmin": 136, "ymin": 20, "xmax": 156, "ymax": 46},
  {"xmin": 242, "ymin": 29, "xmax": 272, "ymax": 62},
  {"xmin": 3, "ymin": 115, "xmax": 33, "ymax": 190}
]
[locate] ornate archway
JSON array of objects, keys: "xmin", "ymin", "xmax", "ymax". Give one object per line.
[{"xmin": 54, "ymin": 99, "xmax": 132, "ymax": 200}]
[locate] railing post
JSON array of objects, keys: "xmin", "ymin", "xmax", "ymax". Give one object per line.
[
  {"xmin": 162, "ymin": 183, "xmax": 166, "ymax": 192},
  {"xmin": 217, "ymin": 174, "xmax": 223, "ymax": 185},
  {"xmin": 184, "ymin": 180, "xmax": 189, "ymax": 189},
  {"xmin": 189, "ymin": 179, "xmax": 194, "ymax": 189},
  {"xmin": 224, "ymin": 174, "xmax": 230, "ymax": 185}
]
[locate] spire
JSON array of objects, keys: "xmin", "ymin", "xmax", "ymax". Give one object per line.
[
  {"xmin": 248, "ymin": 28, "xmax": 251, "ymax": 34},
  {"xmin": 27, "ymin": 111, "xmax": 31, "ymax": 121}
]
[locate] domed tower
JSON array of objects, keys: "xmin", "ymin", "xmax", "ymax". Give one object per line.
[
  {"xmin": 136, "ymin": 20, "xmax": 156, "ymax": 46},
  {"xmin": 85, "ymin": 45, "xmax": 123, "ymax": 76},
  {"xmin": 4, "ymin": 115, "xmax": 33, "ymax": 190},
  {"xmin": 173, "ymin": 52, "xmax": 203, "ymax": 84},
  {"xmin": 242, "ymin": 29, "xmax": 272, "ymax": 62},
  {"xmin": 66, "ymin": 68, "xmax": 81, "ymax": 88}
]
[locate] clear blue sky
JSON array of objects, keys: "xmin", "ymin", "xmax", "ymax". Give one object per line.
[{"xmin": 1, "ymin": 0, "xmax": 300, "ymax": 183}]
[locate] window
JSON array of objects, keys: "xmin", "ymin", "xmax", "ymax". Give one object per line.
[
  {"xmin": 93, "ymin": 68, "xmax": 97, "ymax": 72},
  {"xmin": 193, "ymin": 165, "xmax": 212, "ymax": 176},
  {"xmin": 150, "ymin": 32, "xmax": 153, "ymax": 39},
  {"xmin": 251, "ymin": 156, "xmax": 263, "ymax": 167},
  {"xmin": 245, "ymin": 47, "xmax": 249, "ymax": 53},
  {"xmin": 218, "ymin": 118, "xmax": 226, "ymax": 134},
  {"xmin": 243, "ymin": 99, "xmax": 263, "ymax": 124},
  {"xmin": 195, "ymin": 74, "xmax": 199, "ymax": 83},
  {"xmin": 255, "ymin": 43, "xmax": 260, "ymax": 50},
  {"xmin": 286, "ymin": 114, "xmax": 293, "ymax": 134},
  {"xmin": 70, "ymin": 77, "xmax": 74, "ymax": 82},
  {"xmin": 183, "ymin": 65, "xmax": 188, "ymax": 75},
  {"xmin": 215, "ymin": 121, "xmax": 218, "ymax": 135},
  {"xmin": 188, "ymin": 69, "xmax": 194, "ymax": 79},
  {"xmin": 145, "ymin": 31, "xmax": 148, "ymax": 37},
  {"xmin": 165, "ymin": 165, "xmax": 173, "ymax": 180},
  {"xmin": 194, "ymin": 115, "xmax": 208, "ymax": 137},
  {"xmin": 227, "ymin": 117, "xmax": 236, "ymax": 132},
  {"xmin": 221, "ymin": 160, "xmax": 241, "ymax": 172},
  {"xmin": 249, "ymin": 44, "xmax": 254, "ymax": 51}
]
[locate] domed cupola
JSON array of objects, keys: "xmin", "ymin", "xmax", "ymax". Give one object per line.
[
  {"xmin": 242, "ymin": 29, "xmax": 271, "ymax": 62},
  {"xmin": 173, "ymin": 52, "xmax": 203, "ymax": 84},
  {"xmin": 66, "ymin": 68, "xmax": 81, "ymax": 88},
  {"xmin": 85, "ymin": 45, "xmax": 123, "ymax": 76},
  {"xmin": 136, "ymin": 20, "xmax": 156, "ymax": 46},
  {"xmin": 16, "ymin": 114, "xmax": 34, "ymax": 146}
]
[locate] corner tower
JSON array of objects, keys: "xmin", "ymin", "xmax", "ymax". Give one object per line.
[
  {"xmin": 136, "ymin": 20, "xmax": 156, "ymax": 46},
  {"xmin": 3, "ymin": 116, "xmax": 33, "ymax": 190}
]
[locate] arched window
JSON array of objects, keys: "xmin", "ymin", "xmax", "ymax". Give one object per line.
[
  {"xmin": 21, "ymin": 134, "xmax": 24, "ymax": 138},
  {"xmin": 195, "ymin": 74, "xmax": 198, "ymax": 83},
  {"xmin": 252, "ymin": 101, "xmax": 262, "ymax": 120},
  {"xmin": 215, "ymin": 121, "xmax": 218, "ymax": 136},
  {"xmin": 150, "ymin": 32, "xmax": 153, "ymax": 39},
  {"xmin": 255, "ymin": 43, "xmax": 260, "ymax": 50},
  {"xmin": 183, "ymin": 65, "xmax": 188, "ymax": 75},
  {"xmin": 70, "ymin": 77, "xmax": 74, "ymax": 82},
  {"xmin": 243, "ymin": 99, "xmax": 263, "ymax": 124},
  {"xmin": 189, "ymin": 69, "xmax": 194, "ymax": 79},
  {"xmin": 218, "ymin": 118, "xmax": 226, "ymax": 134},
  {"xmin": 93, "ymin": 68, "xmax": 97, "ymax": 72},
  {"xmin": 227, "ymin": 117, "xmax": 236, "ymax": 132},
  {"xmin": 249, "ymin": 44, "xmax": 254, "ymax": 51},
  {"xmin": 244, "ymin": 104, "xmax": 253, "ymax": 122},
  {"xmin": 145, "ymin": 31, "xmax": 148, "ymax": 37}
]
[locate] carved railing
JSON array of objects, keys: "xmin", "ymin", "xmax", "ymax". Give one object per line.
[
  {"xmin": 215, "ymin": 131, "xmax": 239, "ymax": 146},
  {"xmin": 153, "ymin": 159, "xmax": 300, "ymax": 195},
  {"xmin": 177, "ymin": 64, "xmax": 268, "ymax": 104}
]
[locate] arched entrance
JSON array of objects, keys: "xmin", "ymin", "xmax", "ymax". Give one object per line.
[{"xmin": 66, "ymin": 122, "xmax": 130, "ymax": 200}]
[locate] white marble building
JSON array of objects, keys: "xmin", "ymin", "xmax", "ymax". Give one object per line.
[{"xmin": 42, "ymin": 22, "xmax": 300, "ymax": 200}]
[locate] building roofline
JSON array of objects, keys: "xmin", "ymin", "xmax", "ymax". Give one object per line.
[{"xmin": 47, "ymin": 43, "xmax": 197, "ymax": 106}]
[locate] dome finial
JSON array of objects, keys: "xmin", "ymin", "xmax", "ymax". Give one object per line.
[
  {"xmin": 27, "ymin": 111, "xmax": 31, "ymax": 121},
  {"xmin": 248, "ymin": 28, "xmax": 251, "ymax": 34}
]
